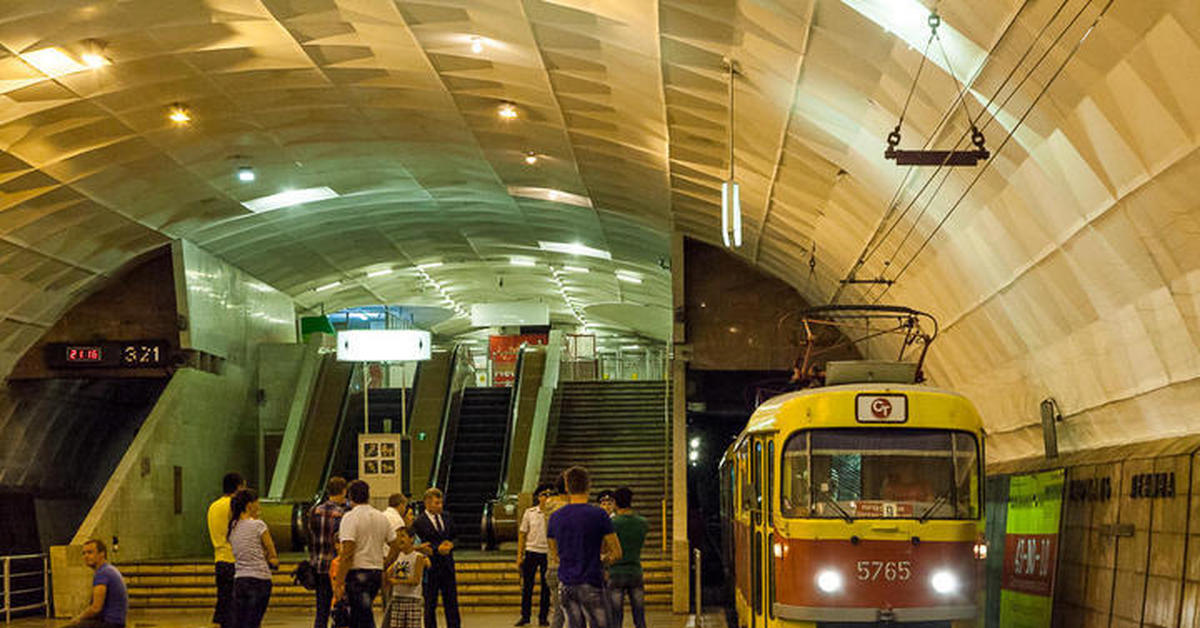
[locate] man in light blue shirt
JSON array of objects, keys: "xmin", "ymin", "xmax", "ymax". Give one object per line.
[{"xmin": 66, "ymin": 539, "xmax": 127, "ymax": 628}]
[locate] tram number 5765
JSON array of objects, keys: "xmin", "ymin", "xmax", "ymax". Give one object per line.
[{"xmin": 856, "ymin": 560, "xmax": 912, "ymax": 582}]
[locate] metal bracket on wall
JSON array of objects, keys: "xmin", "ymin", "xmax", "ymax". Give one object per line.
[{"xmin": 1099, "ymin": 523, "xmax": 1135, "ymax": 537}]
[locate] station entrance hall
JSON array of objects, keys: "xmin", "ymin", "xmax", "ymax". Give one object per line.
[{"xmin": 0, "ymin": 0, "xmax": 1197, "ymax": 627}]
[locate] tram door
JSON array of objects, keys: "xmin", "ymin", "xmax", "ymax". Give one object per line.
[{"xmin": 749, "ymin": 435, "xmax": 774, "ymax": 627}]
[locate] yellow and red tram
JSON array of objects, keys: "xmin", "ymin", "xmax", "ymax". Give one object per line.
[{"xmin": 719, "ymin": 376, "xmax": 986, "ymax": 627}]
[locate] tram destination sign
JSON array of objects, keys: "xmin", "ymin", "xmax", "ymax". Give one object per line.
[{"xmin": 45, "ymin": 340, "xmax": 170, "ymax": 369}]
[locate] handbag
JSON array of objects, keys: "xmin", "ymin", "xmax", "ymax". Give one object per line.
[{"xmin": 292, "ymin": 560, "xmax": 318, "ymax": 591}]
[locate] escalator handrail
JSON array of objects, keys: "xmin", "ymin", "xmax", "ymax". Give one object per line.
[
  {"xmin": 493, "ymin": 346, "xmax": 526, "ymax": 499},
  {"xmin": 317, "ymin": 360, "xmax": 362, "ymax": 504},
  {"xmin": 429, "ymin": 344, "xmax": 475, "ymax": 490}
]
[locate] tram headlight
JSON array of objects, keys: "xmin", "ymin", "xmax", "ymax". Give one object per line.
[
  {"xmin": 930, "ymin": 570, "xmax": 959, "ymax": 595},
  {"xmin": 816, "ymin": 570, "xmax": 843, "ymax": 593}
]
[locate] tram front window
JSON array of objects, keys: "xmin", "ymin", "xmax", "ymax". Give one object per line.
[{"xmin": 781, "ymin": 428, "xmax": 979, "ymax": 520}]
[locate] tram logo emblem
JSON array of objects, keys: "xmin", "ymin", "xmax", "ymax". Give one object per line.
[{"xmin": 856, "ymin": 394, "xmax": 908, "ymax": 423}]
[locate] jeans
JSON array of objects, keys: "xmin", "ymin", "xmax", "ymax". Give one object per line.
[
  {"xmin": 233, "ymin": 577, "xmax": 272, "ymax": 628},
  {"xmin": 346, "ymin": 569, "xmax": 382, "ymax": 628},
  {"xmin": 547, "ymin": 566, "xmax": 563, "ymax": 628},
  {"xmin": 314, "ymin": 572, "xmax": 333, "ymax": 628},
  {"xmin": 606, "ymin": 574, "xmax": 646, "ymax": 628},
  {"xmin": 213, "ymin": 561, "xmax": 236, "ymax": 628},
  {"xmin": 519, "ymin": 552, "xmax": 549, "ymax": 623},
  {"xmin": 423, "ymin": 566, "xmax": 461, "ymax": 628},
  {"xmin": 561, "ymin": 583, "xmax": 608, "ymax": 628}
]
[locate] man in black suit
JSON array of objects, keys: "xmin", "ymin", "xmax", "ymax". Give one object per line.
[{"xmin": 412, "ymin": 487, "xmax": 460, "ymax": 628}]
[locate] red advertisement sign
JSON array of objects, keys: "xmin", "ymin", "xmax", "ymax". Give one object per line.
[
  {"xmin": 489, "ymin": 334, "xmax": 548, "ymax": 386},
  {"xmin": 1001, "ymin": 533, "xmax": 1058, "ymax": 596}
]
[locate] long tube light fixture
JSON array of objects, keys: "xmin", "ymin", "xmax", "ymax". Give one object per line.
[{"xmin": 722, "ymin": 58, "xmax": 743, "ymax": 249}]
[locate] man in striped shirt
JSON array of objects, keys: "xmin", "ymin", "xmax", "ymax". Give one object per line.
[{"xmin": 309, "ymin": 477, "xmax": 349, "ymax": 628}]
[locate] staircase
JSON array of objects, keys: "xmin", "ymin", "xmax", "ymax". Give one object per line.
[
  {"xmin": 443, "ymin": 387, "xmax": 512, "ymax": 550},
  {"xmin": 120, "ymin": 556, "xmax": 673, "ymax": 611},
  {"xmin": 541, "ymin": 381, "xmax": 670, "ymax": 550}
]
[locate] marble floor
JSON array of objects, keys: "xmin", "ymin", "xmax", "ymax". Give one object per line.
[{"xmin": 12, "ymin": 609, "xmax": 725, "ymax": 628}]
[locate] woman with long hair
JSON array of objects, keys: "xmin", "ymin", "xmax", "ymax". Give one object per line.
[{"xmin": 228, "ymin": 488, "xmax": 279, "ymax": 628}]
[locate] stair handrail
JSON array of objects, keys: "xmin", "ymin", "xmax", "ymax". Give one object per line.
[{"xmin": 428, "ymin": 344, "xmax": 475, "ymax": 490}]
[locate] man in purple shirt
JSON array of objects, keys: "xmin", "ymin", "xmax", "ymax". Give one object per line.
[
  {"xmin": 65, "ymin": 539, "xmax": 127, "ymax": 628},
  {"xmin": 547, "ymin": 466, "xmax": 621, "ymax": 628}
]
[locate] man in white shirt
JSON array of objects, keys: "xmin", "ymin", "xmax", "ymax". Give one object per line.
[
  {"xmin": 336, "ymin": 480, "xmax": 402, "ymax": 628},
  {"xmin": 515, "ymin": 483, "xmax": 554, "ymax": 626}
]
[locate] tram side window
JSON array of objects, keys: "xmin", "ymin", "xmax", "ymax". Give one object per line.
[
  {"xmin": 780, "ymin": 433, "xmax": 809, "ymax": 517},
  {"xmin": 738, "ymin": 442, "xmax": 754, "ymax": 511}
]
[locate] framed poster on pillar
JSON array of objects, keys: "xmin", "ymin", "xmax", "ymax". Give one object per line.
[{"xmin": 358, "ymin": 433, "xmax": 403, "ymax": 509}]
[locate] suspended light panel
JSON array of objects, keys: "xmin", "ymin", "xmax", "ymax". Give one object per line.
[{"xmin": 721, "ymin": 180, "xmax": 742, "ymax": 248}]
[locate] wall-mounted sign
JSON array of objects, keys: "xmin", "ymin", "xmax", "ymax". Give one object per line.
[
  {"xmin": 336, "ymin": 330, "xmax": 431, "ymax": 362},
  {"xmin": 1067, "ymin": 477, "xmax": 1112, "ymax": 502},
  {"xmin": 998, "ymin": 469, "xmax": 1065, "ymax": 628},
  {"xmin": 45, "ymin": 340, "xmax": 170, "ymax": 369},
  {"xmin": 1130, "ymin": 472, "xmax": 1175, "ymax": 499},
  {"xmin": 489, "ymin": 333, "xmax": 548, "ymax": 386}
]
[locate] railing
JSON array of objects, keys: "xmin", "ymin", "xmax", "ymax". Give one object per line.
[
  {"xmin": 2, "ymin": 554, "xmax": 50, "ymax": 624},
  {"xmin": 686, "ymin": 548, "xmax": 704, "ymax": 627}
]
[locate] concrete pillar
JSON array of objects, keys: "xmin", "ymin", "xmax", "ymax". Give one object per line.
[{"xmin": 669, "ymin": 233, "xmax": 691, "ymax": 613}]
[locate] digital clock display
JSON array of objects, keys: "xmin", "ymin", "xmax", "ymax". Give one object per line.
[
  {"xmin": 46, "ymin": 340, "xmax": 169, "ymax": 369},
  {"xmin": 66, "ymin": 346, "xmax": 104, "ymax": 363}
]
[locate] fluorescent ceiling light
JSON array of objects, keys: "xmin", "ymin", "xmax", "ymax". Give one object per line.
[
  {"xmin": 562, "ymin": 265, "xmax": 590, "ymax": 273},
  {"xmin": 506, "ymin": 186, "xmax": 593, "ymax": 209},
  {"xmin": 539, "ymin": 241, "xmax": 612, "ymax": 260},
  {"xmin": 367, "ymin": 269, "xmax": 393, "ymax": 278},
  {"xmin": 417, "ymin": 262, "xmax": 444, "ymax": 269},
  {"xmin": 237, "ymin": 166, "xmax": 256, "ymax": 182},
  {"xmin": 243, "ymin": 187, "xmax": 338, "ymax": 213},
  {"xmin": 615, "ymin": 270, "xmax": 642, "ymax": 284},
  {"xmin": 314, "ymin": 281, "xmax": 341, "ymax": 292},
  {"xmin": 21, "ymin": 48, "xmax": 89, "ymax": 77},
  {"xmin": 510, "ymin": 257, "xmax": 536, "ymax": 267},
  {"xmin": 81, "ymin": 52, "xmax": 109, "ymax": 68}
]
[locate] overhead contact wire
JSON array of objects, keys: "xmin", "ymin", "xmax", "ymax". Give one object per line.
[
  {"xmin": 871, "ymin": 0, "xmax": 1118, "ymax": 304},
  {"xmin": 858, "ymin": 0, "xmax": 1086, "ymax": 301}
]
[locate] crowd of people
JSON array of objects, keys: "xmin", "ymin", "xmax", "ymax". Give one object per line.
[
  {"xmin": 57, "ymin": 465, "xmax": 645, "ymax": 628},
  {"xmin": 181, "ymin": 465, "xmax": 642, "ymax": 628}
]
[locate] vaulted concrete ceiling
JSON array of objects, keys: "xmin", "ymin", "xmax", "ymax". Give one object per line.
[{"xmin": 0, "ymin": 0, "xmax": 1196, "ymax": 461}]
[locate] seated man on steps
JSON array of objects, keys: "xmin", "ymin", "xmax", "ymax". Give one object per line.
[{"xmin": 65, "ymin": 539, "xmax": 128, "ymax": 628}]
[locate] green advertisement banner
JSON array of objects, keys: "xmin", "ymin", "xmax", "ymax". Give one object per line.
[{"xmin": 997, "ymin": 468, "xmax": 1065, "ymax": 628}]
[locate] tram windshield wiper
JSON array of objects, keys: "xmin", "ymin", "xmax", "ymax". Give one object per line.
[
  {"xmin": 821, "ymin": 492, "xmax": 854, "ymax": 523},
  {"xmin": 918, "ymin": 494, "xmax": 948, "ymax": 523}
]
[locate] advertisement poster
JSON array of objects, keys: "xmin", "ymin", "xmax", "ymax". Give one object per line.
[
  {"xmin": 998, "ymin": 468, "xmax": 1065, "ymax": 628},
  {"xmin": 488, "ymin": 333, "xmax": 549, "ymax": 386}
]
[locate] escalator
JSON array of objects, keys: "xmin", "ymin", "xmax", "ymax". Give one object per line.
[{"xmin": 441, "ymin": 387, "xmax": 513, "ymax": 550}]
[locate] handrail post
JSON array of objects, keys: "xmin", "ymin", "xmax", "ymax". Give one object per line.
[
  {"xmin": 690, "ymin": 548, "xmax": 703, "ymax": 627},
  {"xmin": 661, "ymin": 499, "xmax": 667, "ymax": 554},
  {"xmin": 42, "ymin": 554, "xmax": 50, "ymax": 618},
  {"xmin": 4, "ymin": 556, "xmax": 10, "ymax": 625}
]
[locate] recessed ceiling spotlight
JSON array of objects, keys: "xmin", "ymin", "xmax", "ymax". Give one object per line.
[
  {"xmin": 498, "ymin": 103, "xmax": 518, "ymax": 120},
  {"xmin": 470, "ymin": 36, "xmax": 484, "ymax": 54},
  {"xmin": 168, "ymin": 104, "xmax": 191, "ymax": 125},
  {"xmin": 524, "ymin": 152, "xmax": 538, "ymax": 165},
  {"xmin": 237, "ymin": 166, "xmax": 256, "ymax": 182}
]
